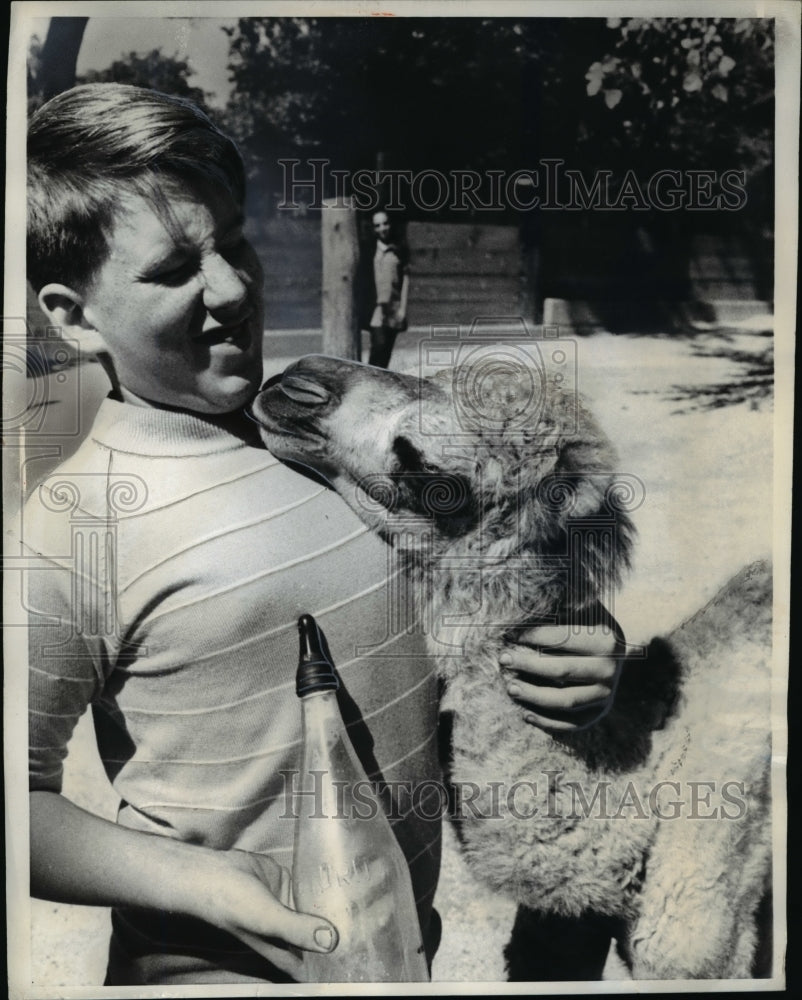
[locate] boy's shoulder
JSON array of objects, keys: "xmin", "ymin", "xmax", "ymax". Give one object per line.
[
  {"xmin": 21, "ymin": 431, "xmax": 111, "ymax": 556},
  {"xmin": 21, "ymin": 408, "xmax": 368, "ymax": 550}
]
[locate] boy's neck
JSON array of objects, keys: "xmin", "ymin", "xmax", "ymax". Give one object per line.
[{"xmin": 113, "ymin": 386, "xmax": 263, "ymax": 447}]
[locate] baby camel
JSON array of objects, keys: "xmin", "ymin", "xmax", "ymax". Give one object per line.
[{"xmin": 252, "ymin": 353, "xmax": 773, "ymax": 980}]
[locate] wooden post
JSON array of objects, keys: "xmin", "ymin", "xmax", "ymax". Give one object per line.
[
  {"xmin": 321, "ymin": 197, "xmax": 361, "ymax": 360},
  {"xmin": 518, "ymin": 215, "xmax": 542, "ymax": 324}
]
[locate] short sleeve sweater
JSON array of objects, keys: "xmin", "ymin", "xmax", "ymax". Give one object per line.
[{"xmin": 26, "ymin": 397, "xmax": 441, "ymax": 973}]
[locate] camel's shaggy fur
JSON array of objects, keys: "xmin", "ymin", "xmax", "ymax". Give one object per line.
[{"xmin": 252, "ymin": 354, "xmax": 773, "ymax": 980}]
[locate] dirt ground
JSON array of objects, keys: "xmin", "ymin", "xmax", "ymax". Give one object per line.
[{"xmin": 19, "ymin": 327, "xmax": 778, "ymax": 990}]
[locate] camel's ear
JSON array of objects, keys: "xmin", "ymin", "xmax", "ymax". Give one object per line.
[
  {"xmin": 546, "ymin": 439, "xmax": 635, "ymax": 592},
  {"xmin": 550, "ymin": 440, "xmax": 614, "ymax": 519}
]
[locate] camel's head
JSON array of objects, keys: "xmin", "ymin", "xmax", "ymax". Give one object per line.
[
  {"xmin": 252, "ymin": 356, "xmax": 472, "ymax": 540},
  {"xmin": 251, "ymin": 355, "xmax": 635, "ymax": 595}
]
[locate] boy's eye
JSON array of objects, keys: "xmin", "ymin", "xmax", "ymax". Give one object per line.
[{"xmin": 150, "ymin": 257, "xmax": 198, "ymax": 285}]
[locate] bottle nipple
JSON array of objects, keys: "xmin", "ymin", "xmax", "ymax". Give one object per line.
[{"xmin": 296, "ymin": 613, "xmax": 340, "ymax": 696}]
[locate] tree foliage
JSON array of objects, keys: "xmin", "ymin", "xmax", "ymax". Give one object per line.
[
  {"xmin": 222, "ymin": 18, "xmax": 547, "ymax": 174},
  {"xmin": 77, "ymin": 49, "xmax": 212, "ymax": 113},
  {"xmin": 222, "ymin": 16, "xmax": 774, "ymax": 189},
  {"xmin": 580, "ymin": 17, "xmax": 774, "ymax": 178}
]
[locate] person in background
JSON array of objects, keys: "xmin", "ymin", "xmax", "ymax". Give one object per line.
[{"xmin": 368, "ymin": 209, "xmax": 409, "ymax": 368}]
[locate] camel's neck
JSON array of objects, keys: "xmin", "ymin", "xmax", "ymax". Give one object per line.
[{"xmin": 397, "ymin": 539, "xmax": 577, "ymax": 638}]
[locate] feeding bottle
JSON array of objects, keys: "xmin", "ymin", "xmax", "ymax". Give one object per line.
[{"xmin": 291, "ymin": 613, "xmax": 429, "ymax": 983}]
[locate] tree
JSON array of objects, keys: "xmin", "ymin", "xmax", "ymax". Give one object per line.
[
  {"xmin": 578, "ymin": 17, "xmax": 773, "ymax": 180},
  {"xmin": 220, "ymin": 16, "xmax": 775, "ymax": 328},
  {"xmin": 221, "ymin": 16, "xmax": 773, "ymax": 213},
  {"xmin": 221, "ymin": 17, "xmax": 561, "ymax": 203},
  {"xmin": 77, "ymin": 49, "xmax": 212, "ymax": 113},
  {"xmin": 28, "ymin": 17, "xmax": 88, "ymax": 113}
]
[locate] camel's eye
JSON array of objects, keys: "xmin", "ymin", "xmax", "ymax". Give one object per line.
[
  {"xmin": 416, "ymin": 474, "xmax": 474, "ymax": 522},
  {"xmin": 389, "ymin": 436, "xmax": 476, "ymax": 534},
  {"xmin": 392, "ymin": 435, "xmax": 427, "ymax": 473}
]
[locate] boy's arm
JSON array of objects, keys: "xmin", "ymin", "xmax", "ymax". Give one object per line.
[
  {"xmin": 25, "ymin": 516, "xmax": 336, "ymax": 978},
  {"xmin": 30, "ymin": 789, "xmax": 337, "ymax": 977}
]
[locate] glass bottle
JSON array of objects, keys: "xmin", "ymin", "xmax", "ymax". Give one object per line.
[{"xmin": 291, "ymin": 613, "xmax": 430, "ymax": 983}]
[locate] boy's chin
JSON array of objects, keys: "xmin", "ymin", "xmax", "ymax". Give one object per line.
[
  {"xmin": 192, "ymin": 381, "xmax": 261, "ymax": 415},
  {"xmin": 181, "ymin": 367, "xmax": 263, "ymax": 412},
  {"xmin": 121, "ymin": 377, "xmax": 259, "ymax": 416}
]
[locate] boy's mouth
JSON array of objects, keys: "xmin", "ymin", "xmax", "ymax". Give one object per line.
[{"xmin": 193, "ymin": 316, "xmax": 252, "ymax": 349}]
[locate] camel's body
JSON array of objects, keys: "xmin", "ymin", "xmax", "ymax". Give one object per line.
[{"xmin": 253, "ymin": 354, "xmax": 772, "ymax": 979}]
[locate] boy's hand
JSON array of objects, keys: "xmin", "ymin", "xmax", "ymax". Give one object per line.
[
  {"xmin": 195, "ymin": 848, "xmax": 338, "ymax": 979},
  {"xmin": 501, "ymin": 613, "xmax": 625, "ymax": 732},
  {"xmin": 30, "ymin": 791, "xmax": 338, "ymax": 981}
]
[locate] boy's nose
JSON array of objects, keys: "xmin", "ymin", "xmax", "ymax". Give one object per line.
[{"xmin": 202, "ymin": 253, "xmax": 250, "ymax": 318}]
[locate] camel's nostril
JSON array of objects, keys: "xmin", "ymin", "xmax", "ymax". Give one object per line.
[{"xmin": 280, "ymin": 374, "xmax": 331, "ymax": 406}]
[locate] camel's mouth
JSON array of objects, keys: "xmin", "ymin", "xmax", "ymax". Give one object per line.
[
  {"xmin": 251, "ymin": 354, "xmax": 459, "ymax": 490},
  {"xmin": 250, "ymin": 369, "xmax": 333, "ymax": 448}
]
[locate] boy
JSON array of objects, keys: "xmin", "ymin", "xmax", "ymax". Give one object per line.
[{"xmin": 25, "ymin": 83, "xmax": 623, "ymax": 985}]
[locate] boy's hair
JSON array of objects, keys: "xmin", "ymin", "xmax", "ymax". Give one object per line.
[{"xmin": 27, "ymin": 83, "xmax": 246, "ymax": 293}]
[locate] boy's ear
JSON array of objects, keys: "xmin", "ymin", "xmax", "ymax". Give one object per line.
[{"xmin": 37, "ymin": 283, "xmax": 108, "ymax": 356}]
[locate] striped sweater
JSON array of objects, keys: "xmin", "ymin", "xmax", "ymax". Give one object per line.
[{"xmin": 26, "ymin": 397, "xmax": 441, "ymax": 980}]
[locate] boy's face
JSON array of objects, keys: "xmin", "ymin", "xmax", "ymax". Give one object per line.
[{"xmin": 79, "ymin": 187, "xmax": 264, "ymax": 415}]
